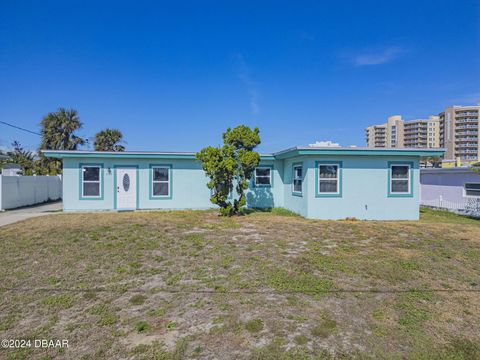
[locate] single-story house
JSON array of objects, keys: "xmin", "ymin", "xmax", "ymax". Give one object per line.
[
  {"xmin": 43, "ymin": 146, "xmax": 444, "ymax": 220},
  {"xmin": 421, "ymin": 168, "xmax": 480, "ymax": 204}
]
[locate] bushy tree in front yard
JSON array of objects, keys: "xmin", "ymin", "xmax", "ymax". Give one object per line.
[{"xmin": 196, "ymin": 125, "xmax": 261, "ymax": 216}]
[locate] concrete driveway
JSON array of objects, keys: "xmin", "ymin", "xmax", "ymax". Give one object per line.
[{"xmin": 0, "ymin": 202, "xmax": 63, "ymax": 227}]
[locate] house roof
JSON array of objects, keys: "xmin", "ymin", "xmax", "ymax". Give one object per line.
[
  {"xmin": 42, "ymin": 147, "xmax": 445, "ymax": 160},
  {"xmin": 2, "ymin": 163, "xmax": 21, "ymax": 169}
]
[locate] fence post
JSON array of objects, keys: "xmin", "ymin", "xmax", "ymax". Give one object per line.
[
  {"xmin": 58, "ymin": 174, "xmax": 63, "ymax": 199},
  {"xmin": 0, "ymin": 175, "xmax": 3, "ymax": 211}
]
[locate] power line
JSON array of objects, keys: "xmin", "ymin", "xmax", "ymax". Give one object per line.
[
  {"xmin": 1, "ymin": 286, "xmax": 479, "ymax": 294},
  {"xmin": 0, "ymin": 120, "xmax": 41, "ymax": 136}
]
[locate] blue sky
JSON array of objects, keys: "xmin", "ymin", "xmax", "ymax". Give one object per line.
[{"xmin": 0, "ymin": 0, "xmax": 479, "ymax": 153}]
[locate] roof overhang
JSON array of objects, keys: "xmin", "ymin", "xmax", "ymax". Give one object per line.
[
  {"xmin": 43, "ymin": 150, "xmax": 198, "ymax": 159},
  {"xmin": 42, "ymin": 150, "xmax": 276, "ymax": 161},
  {"xmin": 273, "ymin": 147, "xmax": 446, "ymax": 159},
  {"xmin": 42, "ymin": 147, "xmax": 445, "ymax": 161}
]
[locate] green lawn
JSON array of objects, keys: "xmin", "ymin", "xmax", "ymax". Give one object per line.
[{"xmin": 0, "ymin": 208, "xmax": 479, "ymax": 359}]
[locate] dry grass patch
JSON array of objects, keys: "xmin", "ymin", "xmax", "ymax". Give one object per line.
[{"xmin": 0, "ymin": 208, "xmax": 479, "ymax": 359}]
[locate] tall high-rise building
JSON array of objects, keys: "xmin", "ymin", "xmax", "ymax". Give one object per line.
[
  {"xmin": 404, "ymin": 116, "xmax": 440, "ymax": 148},
  {"xmin": 365, "ymin": 115, "xmax": 440, "ymax": 149},
  {"xmin": 365, "ymin": 115, "xmax": 404, "ymax": 148},
  {"xmin": 439, "ymin": 105, "xmax": 480, "ymax": 161}
]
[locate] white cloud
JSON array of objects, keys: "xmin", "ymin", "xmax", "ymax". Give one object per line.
[
  {"xmin": 234, "ymin": 53, "xmax": 260, "ymax": 115},
  {"xmin": 349, "ymin": 46, "xmax": 405, "ymax": 66},
  {"xmin": 308, "ymin": 140, "xmax": 341, "ymax": 148}
]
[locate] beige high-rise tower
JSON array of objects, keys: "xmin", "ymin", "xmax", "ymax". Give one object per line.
[
  {"xmin": 365, "ymin": 115, "xmax": 440, "ymax": 149},
  {"xmin": 439, "ymin": 105, "xmax": 480, "ymax": 161},
  {"xmin": 404, "ymin": 116, "xmax": 440, "ymax": 148},
  {"xmin": 365, "ymin": 115, "xmax": 404, "ymax": 148}
]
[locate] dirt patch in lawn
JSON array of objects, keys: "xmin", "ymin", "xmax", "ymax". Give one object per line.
[{"xmin": 0, "ymin": 208, "xmax": 479, "ymax": 359}]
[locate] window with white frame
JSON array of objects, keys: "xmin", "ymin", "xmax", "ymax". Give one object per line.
[
  {"xmin": 390, "ymin": 164, "xmax": 410, "ymax": 193},
  {"xmin": 255, "ymin": 167, "xmax": 272, "ymax": 186},
  {"xmin": 152, "ymin": 166, "xmax": 170, "ymax": 196},
  {"xmin": 465, "ymin": 183, "xmax": 480, "ymax": 197},
  {"xmin": 82, "ymin": 166, "xmax": 101, "ymax": 197},
  {"xmin": 293, "ymin": 164, "xmax": 302, "ymax": 193},
  {"xmin": 318, "ymin": 164, "xmax": 339, "ymax": 193}
]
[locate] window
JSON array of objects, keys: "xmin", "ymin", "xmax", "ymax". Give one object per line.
[
  {"xmin": 292, "ymin": 164, "xmax": 302, "ymax": 194},
  {"xmin": 81, "ymin": 165, "xmax": 101, "ymax": 198},
  {"xmin": 151, "ymin": 166, "xmax": 170, "ymax": 197},
  {"xmin": 390, "ymin": 164, "xmax": 410, "ymax": 194},
  {"xmin": 465, "ymin": 183, "xmax": 480, "ymax": 197},
  {"xmin": 318, "ymin": 164, "xmax": 339, "ymax": 194},
  {"xmin": 254, "ymin": 167, "xmax": 272, "ymax": 186}
]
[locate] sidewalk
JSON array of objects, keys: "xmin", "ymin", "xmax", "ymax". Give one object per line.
[{"xmin": 0, "ymin": 202, "xmax": 63, "ymax": 227}]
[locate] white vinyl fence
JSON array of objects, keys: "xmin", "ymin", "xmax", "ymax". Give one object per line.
[
  {"xmin": 0, "ymin": 175, "xmax": 62, "ymax": 210},
  {"xmin": 421, "ymin": 196, "xmax": 480, "ymax": 218}
]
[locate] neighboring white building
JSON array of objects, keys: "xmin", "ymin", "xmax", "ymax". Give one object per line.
[
  {"xmin": 420, "ymin": 167, "xmax": 480, "ymax": 216},
  {"xmin": 1, "ymin": 163, "xmax": 22, "ymax": 176}
]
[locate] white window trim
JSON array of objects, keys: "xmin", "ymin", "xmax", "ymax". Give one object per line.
[
  {"xmin": 254, "ymin": 167, "xmax": 272, "ymax": 186},
  {"xmin": 318, "ymin": 163, "xmax": 340, "ymax": 194},
  {"xmin": 464, "ymin": 182, "xmax": 480, "ymax": 198},
  {"xmin": 292, "ymin": 164, "xmax": 303, "ymax": 194},
  {"xmin": 82, "ymin": 165, "xmax": 101, "ymax": 198},
  {"xmin": 390, "ymin": 164, "xmax": 411, "ymax": 194},
  {"xmin": 152, "ymin": 166, "xmax": 170, "ymax": 197}
]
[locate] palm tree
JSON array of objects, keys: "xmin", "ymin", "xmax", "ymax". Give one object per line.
[
  {"xmin": 93, "ymin": 128, "xmax": 125, "ymax": 151},
  {"xmin": 38, "ymin": 108, "xmax": 86, "ymax": 175},
  {"xmin": 39, "ymin": 108, "xmax": 86, "ymax": 151}
]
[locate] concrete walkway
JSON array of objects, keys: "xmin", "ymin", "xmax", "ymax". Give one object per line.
[{"xmin": 0, "ymin": 202, "xmax": 63, "ymax": 227}]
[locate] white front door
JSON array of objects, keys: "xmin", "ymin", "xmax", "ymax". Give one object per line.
[{"xmin": 116, "ymin": 168, "xmax": 137, "ymax": 210}]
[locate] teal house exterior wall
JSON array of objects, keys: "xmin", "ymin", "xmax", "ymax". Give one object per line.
[
  {"xmin": 62, "ymin": 157, "xmax": 285, "ymax": 212},
  {"xmin": 245, "ymin": 160, "xmax": 283, "ymax": 209},
  {"xmin": 63, "ymin": 158, "xmax": 214, "ymax": 211},
  {"xmin": 303, "ymin": 156, "xmax": 420, "ymax": 220},
  {"xmin": 282, "ymin": 156, "xmax": 309, "ymax": 217},
  {"xmin": 46, "ymin": 147, "xmax": 443, "ymax": 220}
]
